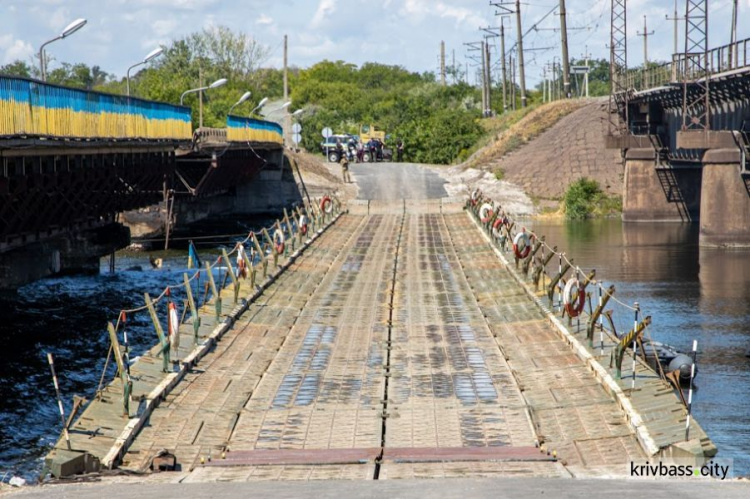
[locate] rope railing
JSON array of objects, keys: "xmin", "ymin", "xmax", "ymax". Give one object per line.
[
  {"xmin": 95, "ymin": 193, "xmax": 342, "ymax": 403},
  {"xmin": 465, "ymin": 189, "xmax": 692, "ymax": 396}
]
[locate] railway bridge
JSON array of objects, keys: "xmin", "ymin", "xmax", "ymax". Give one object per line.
[
  {"xmin": 0, "ymin": 75, "xmax": 292, "ymax": 289},
  {"xmin": 610, "ymin": 36, "xmax": 750, "ymax": 247}
]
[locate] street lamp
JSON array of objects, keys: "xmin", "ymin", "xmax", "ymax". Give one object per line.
[
  {"xmin": 249, "ymin": 97, "xmax": 269, "ymax": 116},
  {"xmin": 126, "ymin": 47, "xmax": 164, "ymax": 96},
  {"xmin": 291, "ymin": 109, "xmax": 304, "ymax": 117},
  {"xmin": 180, "ymin": 78, "xmax": 228, "ymax": 105},
  {"xmin": 38, "ymin": 18, "xmax": 87, "ymax": 81},
  {"xmin": 267, "ymin": 101, "xmax": 292, "ymax": 114},
  {"xmin": 228, "ymin": 91, "xmax": 252, "ymax": 115}
]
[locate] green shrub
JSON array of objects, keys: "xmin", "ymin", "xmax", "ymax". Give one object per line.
[
  {"xmin": 564, "ymin": 178, "xmax": 621, "ymax": 220},
  {"xmin": 494, "ymin": 168, "xmax": 505, "ymax": 181}
]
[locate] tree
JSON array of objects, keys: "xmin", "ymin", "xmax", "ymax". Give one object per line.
[{"xmin": 0, "ymin": 60, "xmax": 33, "ymax": 78}]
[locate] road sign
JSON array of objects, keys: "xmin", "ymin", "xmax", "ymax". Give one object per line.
[
  {"xmin": 292, "ymin": 133, "xmax": 302, "ymax": 145},
  {"xmin": 571, "ymin": 66, "xmax": 590, "ymax": 74},
  {"xmin": 321, "ymin": 127, "xmax": 332, "ymax": 138},
  {"xmin": 292, "ymin": 123, "xmax": 302, "ymax": 133}
]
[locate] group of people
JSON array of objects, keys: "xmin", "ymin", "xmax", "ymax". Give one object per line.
[{"xmin": 336, "ymin": 136, "xmax": 405, "ymax": 184}]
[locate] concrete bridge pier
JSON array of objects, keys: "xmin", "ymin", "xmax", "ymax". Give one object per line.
[
  {"xmin": 623, "ymin": 148, "xmax": 701, "ymax": 222},
  {"xmin": 700, "ymin": 149, "xmax": 750, "ymax": 247},
  {"xmin": 0, "ymin": 222, "xmax": 129, "ymax": 291}
]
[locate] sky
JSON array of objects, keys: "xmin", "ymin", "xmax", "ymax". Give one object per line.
[{"xmin": 1, "ymin": 0, "xmax": 749, "ymax": 88}]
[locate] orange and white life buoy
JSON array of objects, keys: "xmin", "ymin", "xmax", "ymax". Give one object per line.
[
  {"xmin": 513, "ymin": 229, "xmax": 532, "ymax": 259},
  {"xmin": 479, "ymin": 203, "xmax": 494, "ymax": 223},
  {"xmin": 470, "ymin": 188, "xmax": 481, "ymax": 206},
  {"xmin": 299, "ymin": 215, "xmax": 309, "ymax": 235},
  {"xmin": 563, "ymin": 277, "xmax": 586, "ymax": 318},
  {"xmin": 273, "ymin": 228, "xmax": 285, "ymax": 254},
  {"xmin": 491, "ymin": 217, "xmax": 505, "ymax": 239},
  {"xmin": 320, "ymin": 196, "xmax": 333, "ymax": 214},
  {"xmin": 236, "ymin": 244, "xmax": 248, "ymax": 279},
  {"xmin": 168, "ymin": 301, "xmax": 180, "ymax": 354}
]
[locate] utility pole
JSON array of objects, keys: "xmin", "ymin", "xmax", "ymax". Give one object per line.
[
  {"xmin": 730, "ymin": 0, "xmax": 738, "ymax": 68},
  {"xmin": 480, "ymin": 27, "xmax": 500, "ymax": 116},
  {"xmin": 542, "ymin": 66, "xmax": 547, "ymax": 103},
  {"xmin": 283, "ymin": 34, "xmax": 289, "ymax": 147},
  {"xmin": 484, "ymin": 41, "xmax": 492, "ymax": 116},
  {"xmin": 637, "ymin": 15, "xmax": 654, "ymax": 67},
  {"xmin": 440, "ymin": 40, "xmax": 446, "ymax": 86},
  {"xmin": 559, "ymin": 0, "xmax": 571, "ymax": 98},
  {"xmin": 584, "ymin": 47, "xmax": 590, "ymax": 98},
  {"xmin": 481, "ymin": 40, "xmax": 489, "ymax": 114},
  {"xmin": 452, "ymin": 49, "xmax": 456, "ymax": 83},
  {"xmin": 515, "ymin": 0, "xmax": 527, "ymax": 107},
  {"xmin": 198, "ymin": 66, "xmax": 204, "ymax": 128},
  {"xmin": 500, "ymin": 24, "xmax": 508, "ymax": 112},
  {"xmin": 510, "ymin": 54, "xmax": 516, "ymax": 109},
  {"xmin": 665, "ymin": 0, "xmax": 684, "ymax": 57}
]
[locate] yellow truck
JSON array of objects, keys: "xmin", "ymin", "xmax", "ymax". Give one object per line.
[{"xmin": 359, "ymin": 124, "xmax": 386, "ymax": 143}]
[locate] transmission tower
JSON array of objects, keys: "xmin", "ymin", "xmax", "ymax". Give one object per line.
[
  {"xmin": 681, "ymin": 0, "xmax": 709, "ymax": 131},
  {"xmin": 608, "ymin": 0, "xmax": 628, "ymax": 138}
]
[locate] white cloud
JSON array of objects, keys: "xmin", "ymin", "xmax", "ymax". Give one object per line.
[
  {"xmin": 257, "ymin": 14, "xmax": 273, "ymax": 26},
  {"xmin": 0, "ymin": 34, "xmax": 34, "ymax": 65},
  {"xmin": 152, "ymin": 19, "xmax": 178, "ymax": 37},
  {"xmin": 311, "ymin": 0, "xmax": 337, "ymax": 28},
  {"xmin": 400, "ymin": 0, "xmax": 485, "ymax": 27},
  {"xmin": 130, "ymin": 0, "xmax": 219, "ymax": 10}
]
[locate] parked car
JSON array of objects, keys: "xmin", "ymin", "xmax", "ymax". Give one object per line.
[{"xmin": 320, "ymin": 134, "xmax": 358, "ymax": 162}]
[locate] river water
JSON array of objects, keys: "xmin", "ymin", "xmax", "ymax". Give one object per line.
[
  {"xmin": 1, "ymin": 217, "xmax": 749, "ymax": 480},
  {"xmin": 525, "ymin": 218, "xmax": 750, "ymax": 477}
]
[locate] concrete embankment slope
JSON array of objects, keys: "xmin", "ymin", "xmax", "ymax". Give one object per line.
[{"xmin": 475, "ymin": 100, "xmax": 623, "ymax": 207}]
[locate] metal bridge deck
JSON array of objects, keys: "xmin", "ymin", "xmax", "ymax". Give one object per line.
[{"xmin": 114, "ymin": 208, "xmax": 651, "ymax": 482}]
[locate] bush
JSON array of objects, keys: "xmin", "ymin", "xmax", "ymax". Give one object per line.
[{"xmin": 564, "ymin": 178, "xmax": 616, "ymax": 220}]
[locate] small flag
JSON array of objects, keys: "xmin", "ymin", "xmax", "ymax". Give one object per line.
[{"xmin": 188, "ymin": 240, "xmax": 201, "ymax": 269}]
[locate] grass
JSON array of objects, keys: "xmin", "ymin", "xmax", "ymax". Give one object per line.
[{"xmin": 465, "ymin": 100, "xmax": 587, "ymax": 169}]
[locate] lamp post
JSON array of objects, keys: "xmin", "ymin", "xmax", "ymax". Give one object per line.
[
  {"xmin": 38, "ymin": 18, "xmax": 87, "ymax": 81},
  {"xmin": 126, "ymin": 47, "xmax": 164, "ymax": 96},
  {"xmin": 249, "ymin": 97, "xmax": 269, "ymax": 116},
  {"xmin": 228, "ymin": 91, "xmax": 252, "ymax": 116},
  {"xmin": 180, "ymin": 78, "xmax": 227, "ymax": 105},
  {"xmin": 266, "ymin": 101, "xmax": 291, "ymax": 114}
]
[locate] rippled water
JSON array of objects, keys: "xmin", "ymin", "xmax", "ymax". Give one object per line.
[
  {"xmin": 0, "ymin": 216, "xmax": 275, "ymax": 482},
  {"xmin": 526, "ymin": 218, "xmax": 750, "ymax": 477}
]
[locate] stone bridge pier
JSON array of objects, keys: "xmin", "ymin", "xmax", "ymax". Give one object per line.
[
  {"xmin": 623, "ymin": 142, "xmax": 750, "ymax": 247},
  {"xmin": 699, "ymin": 147, "xmax": 750, "ymax": 247},
  {"xmin": 623, "ymin": 148, "xmax": 702, "ymax": 223}
]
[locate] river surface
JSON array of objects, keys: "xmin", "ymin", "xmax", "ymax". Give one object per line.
[
  {"xmin": 1, "ymin": 216, "xmax": 749, "ymax": 480},
  {"xmin": 0, "ymin": 216, "xmax": 274, "ymax": 482},
  {"xmin": 525, "ymin": 218, "xmax": 750, "ymax": 477}
]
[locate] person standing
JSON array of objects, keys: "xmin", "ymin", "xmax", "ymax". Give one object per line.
[
  {"xmin": 340, "ymin": 154, "xmax": 351, "ymax": 183},
  {"xmin": 397, "ymin": 140, "xmax": 404, "ymax": 162},
  {"xmin": 357, "ymin": 141, "xmax": 364, "ymax": 163}
]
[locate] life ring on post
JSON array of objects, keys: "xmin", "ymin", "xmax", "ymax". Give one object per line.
[
  {"xmin": 168, "ymin": 301, "xmax": 180, "ymax": 352},
  {"xmin": 479, "ymin": 203, "xmax": 494, "ymax": 224},
  {"xmin": 236, "ymin": 244, "xmax": 248, "ymax": 279},
  {"xmin": 320, "ymin": 196, "xmax": 334, "ymax": 214},
  {"xmin": 563, "ymin": 277, "xmax": 586, "ymax": 318},
  {"xmin": 299, "ymin": 215, "xmax": 309, "ymax": 236},
  {"xmin": 470, "ymin": 188, "xmax": 481, "ymax": 206},
  {"xmin": 513, "ymin": 230, "xmax": 532, "ymax": 259},
  {"xmin": 491, "ymin": 217, "xmax": 504, "ymax": 239},
  {"xmin": 273, "ymin": 228, "xmax": 285, "ymax": 254}
]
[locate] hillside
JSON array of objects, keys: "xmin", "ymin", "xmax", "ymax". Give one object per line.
[{"xmin": 471, "ymin": 99, "xmax": 623, "ymax": 208}]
